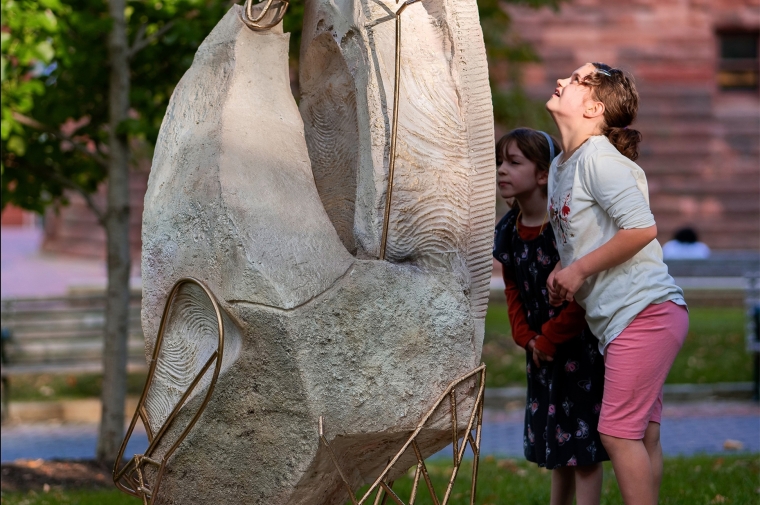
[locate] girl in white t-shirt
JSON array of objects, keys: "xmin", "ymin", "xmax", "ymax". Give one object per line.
[{"xmin": 545, "ymin": 62, "xmax": 688, "ymax": 505}]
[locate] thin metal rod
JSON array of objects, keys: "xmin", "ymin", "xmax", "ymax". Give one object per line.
[
  {"xmin": 373, "ymin": 485, "xmax": 385, "ymax": 505},
  {"xmin": 358, "ymin": 364, "xmax": 485, "ymax": 503},
  {"xmin": 409, "ymin": 463, "xmax": 422, "ymax": 505},
  {"xmin": 379, "ymin": 481, "xmax": 404, "ymax": 505},
  {"xmin": 450, "ymin": 390, "xmax": 458, "ymax": 465},
  {"xmin": 319, "ymin": 416, "xmax": 359, "ymax": 505},
  {"xmin": 140, "ymin": 406, "xmax": 154, "ymax": 443},
  {"xmin": 146, "ymin": 351, "xmax": 218, "ymax": 457},
  {"xmin": 113, "ymin": 278, "xmax": 227, "ymax": 504},
  {"xmin": 379, "ymin": 11, "xmax": 403, "ymax": 261},
  {"xmin": 470, "ymin": 388, "xmax": 484, "ymax": 505},
  {"xmin": 240, "ymin": 0, "xmax": 289, "ymax": 31},
  {"xmin": 319, "ymin": 364, "xmax": 486, "ymax": 505},
  {"xmin": 412, "ymin": 441, "xmax": 440, "ymax": 505},
  {"xmin": 149, "ymin": 459, "xmax": 168, "ymax": 505}
]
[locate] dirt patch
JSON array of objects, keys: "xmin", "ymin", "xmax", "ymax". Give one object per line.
[{"xmin": 1, "ymin": 459, "xmax": 115, "ymax": 492}]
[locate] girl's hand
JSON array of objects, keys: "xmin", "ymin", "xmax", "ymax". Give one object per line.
[
  {"xmin": 551, "ymin": 262, "xmax": 586, "ymax": 302},
  {"xmin": 527, "ymin": 337, "xmax": 554, "ymax": 368},
  {"xmin": 547, "ymin": 262, "xmax": 564, "ymax": 306}
]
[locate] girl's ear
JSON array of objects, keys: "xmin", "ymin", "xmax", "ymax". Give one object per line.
[
  {"xmin": 536, "ymin": 169, "xmax": 549, "ymax": 186},
  {"xmin": 584, "ymin": 99, "xmax": 605, "ymax": 119}
]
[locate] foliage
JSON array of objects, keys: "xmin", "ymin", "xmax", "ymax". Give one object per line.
[
  {"xmin": 0, "ymin": 0, "xmax": 566, "ymax": 214},
  {"xmin": 1, "ymin": 0, "xmax": 230, "ymax": 213},
  {"xmin": 1, "ymin": 0, "xmax": 67, "ymax": 202},
  {"xmin": 483, "ymin": 304, "xmax": 751, "ymax": 388}
]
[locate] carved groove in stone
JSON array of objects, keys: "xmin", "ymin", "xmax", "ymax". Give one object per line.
[
  {"xmin": 300, "ymin": 32, "xmax": 360, "ymax": 255},
  {"xmin": 144, "ymin": 282, "xmax": 241, "ymax": 435},
  {"xmin": 300, "ymin": 0, "xmax": 495, "ymax": 315}
]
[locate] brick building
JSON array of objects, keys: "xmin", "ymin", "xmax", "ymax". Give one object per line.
[
  {"xmin": 503, "ymin": 0, "xmax": 760, "ymax": 250},
  {"xmin": 35, "ymin": 0, "xmax": 760, "ymax": 256}
]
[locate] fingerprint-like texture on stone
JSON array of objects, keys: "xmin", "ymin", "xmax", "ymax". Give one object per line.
[{"xmin": 144, "ymin": 282, "xmax": 240, "ymax": 435}]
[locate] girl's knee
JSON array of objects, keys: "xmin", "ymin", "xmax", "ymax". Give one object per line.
[{"xmin": 643, "ymin": 422, "xmax": 661, "ymax": 450}]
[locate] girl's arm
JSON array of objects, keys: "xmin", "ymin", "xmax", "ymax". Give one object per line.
[
  {"xmin": 551, "ymin": 225, "xmax": 657, "ymax": 302},
  {"xmin": 503, "ymin": 271, "xmax": 539, "ymax": 348},
  {"xmin": 533, "ymin": 299, "xmax": 587, "ymax": 357}
]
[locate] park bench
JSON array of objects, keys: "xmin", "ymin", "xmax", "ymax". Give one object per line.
[
  {"xmin": 0, "ymin": 293, "xmax": 148, "ymax": 415},
  {"xmin": 664, "ymin": 251, "xmax": 760, "ymax": 400}
]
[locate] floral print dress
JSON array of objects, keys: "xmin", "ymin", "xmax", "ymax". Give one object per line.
[{"xmin": 494, "ymin": 209, "xmax": 609, "ymax": 469}]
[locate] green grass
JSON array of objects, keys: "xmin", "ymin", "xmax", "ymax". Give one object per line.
[
  {"xmin": 5, "ymin": 373, "xmax": 147, "ymax": 403},
  {"xmin": 2, "ymin": 455, "xmax": 756, "ymax": 505},
  {"xmin": 483, "ymin": 304, "xmax": 752, "ymax": 388},
  {"xmin": 406, "ymin": 455, "xmax": 759, "ymax": 505},
  {"xmin": 356, "ymin": 455, "xmax": 759, "ymax": 505}
]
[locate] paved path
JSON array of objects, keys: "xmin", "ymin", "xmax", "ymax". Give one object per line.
[
  {"xmin": 2, "ymin": 401, "xmax": 757, "ymax": 463},
  {"xmin": 0, "ymin": 227, "xmax": 139, "ymax": 299}
]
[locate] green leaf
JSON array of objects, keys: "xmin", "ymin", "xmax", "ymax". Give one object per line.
[
  {"xmin": 7, "ymin": 135, "xmax": 27, "ymax": 155},
  {"xmin": 35, "ymin": 41, "xmax": 55, "ymax": 62}
]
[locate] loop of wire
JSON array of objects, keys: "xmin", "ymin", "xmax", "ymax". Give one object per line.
[{"xmin": 240, "ymin": 0, "xmax": 290, "ymax": 31}]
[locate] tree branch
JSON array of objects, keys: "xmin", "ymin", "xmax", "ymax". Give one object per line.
[
  {"xmin": 23, "ymin": 163, "xmax": 107, "ymax": 226},
  {"xmin": 128, "ymin": 20, "xmax": 175, "ymax": 58},
  {"xmin": 12, "ymin": 112, "xmax": 110, "ymax": 169},
  {"xmin": 130, "ymin": 22, "xmax": 147, "ymax": 55}
]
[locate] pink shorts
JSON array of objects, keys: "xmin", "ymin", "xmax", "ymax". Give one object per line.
[{"xmin": 598, "ymin": 301, "xmax": 689, "ymax": 440}]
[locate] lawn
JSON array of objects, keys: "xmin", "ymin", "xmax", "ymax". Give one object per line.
[
  {"xmin": 3, "ymin": 306, "xmax": 752, "ymax": 401},
  {"xmin": 482, "ymin": 304, "xmax": 751, "ymax": 388},
  {"xmin": 378, "ymin": 455, "xmax": 760, "ymax": 505},
  {"xmin": 1, "ymin": 455, "xmax": 757, "ymax": 504}
]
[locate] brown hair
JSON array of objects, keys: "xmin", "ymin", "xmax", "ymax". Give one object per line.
[
  {"xmin": 496, "ymin": 128, "xmax": 559, "ymax": 176},
  {"xmin": 580, "ymin": 62, "xmax": 642, "ymax": 161},
  {"xmin": 496, "ymin": 128, "xmax": 559, "ymax": 209}
]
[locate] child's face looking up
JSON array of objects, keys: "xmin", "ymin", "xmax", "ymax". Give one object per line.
[
  {"xmin": 546, "ymin": 62, "xmax": 599, "ymax": 118},
  {"xmin": 497, "ymin": 142, "xmax": 546, "ymax": 201}
]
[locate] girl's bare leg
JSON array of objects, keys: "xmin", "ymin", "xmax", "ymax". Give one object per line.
[
  {"xmin": 600, "ymin": 433, "xmax": 657, "ymax": 505},
  {"xmin": 643, "ymin": 422, "xmax": 663, "ymax": 503},
  {"xmin": 574, "ymin": 463, "xmax": 603, "ymax": 505},
  {"xmin": 551, "ymin": 466, "xmax": 575, "ymax": 505}
]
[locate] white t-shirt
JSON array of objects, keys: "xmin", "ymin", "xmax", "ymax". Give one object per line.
[{"xmin": 547, "ymin": 135, "xmax": 685, "ymax": 353}]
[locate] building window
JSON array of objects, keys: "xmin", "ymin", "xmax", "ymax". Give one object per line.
[{"xmin": 717, "ymin": 30, "xmax": 759, "ymax": 91}]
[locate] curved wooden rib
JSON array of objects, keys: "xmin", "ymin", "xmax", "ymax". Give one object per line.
[{"xmin": 113, "ymin": 278, "xmax": 227, "ymax": 504}]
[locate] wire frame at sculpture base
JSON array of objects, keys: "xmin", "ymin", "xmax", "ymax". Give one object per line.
[
  {"xmin": 112, "ymin": 277, "xmax": 227, "ymax": 505},
  {"xmin": 319, "ymin": 364, "xmax": 486, "ymax": 505}
]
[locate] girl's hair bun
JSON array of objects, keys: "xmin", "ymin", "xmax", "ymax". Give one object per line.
[
  {"xmin": 605, "ymin": 126, "xmax": 642, "ymax": 161},
  {"xmin": 583, "ymin": 63, "xmax": 642, "ymax": 161}
]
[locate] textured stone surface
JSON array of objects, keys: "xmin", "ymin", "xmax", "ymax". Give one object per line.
[{"xmin": 140, "ymin": 3, "xmax": 494, "ymax": 504}]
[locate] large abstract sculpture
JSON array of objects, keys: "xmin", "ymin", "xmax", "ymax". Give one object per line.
[{"xmin": 119, "ymin": 0, "xmax": 495, "ymax": 502}]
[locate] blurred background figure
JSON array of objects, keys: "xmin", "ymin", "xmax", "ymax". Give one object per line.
[{"xmin": 662, "ymin": 227, "xmax": 712, "ymax": 260}]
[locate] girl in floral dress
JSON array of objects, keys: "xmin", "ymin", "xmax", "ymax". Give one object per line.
[{"xmin": 493, "ymin": 128, "xmax": 608, "ymax": 505}]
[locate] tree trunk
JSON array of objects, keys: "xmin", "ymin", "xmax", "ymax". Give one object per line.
[{"xmin": 97, "ymin": 0, "xmax": 131, "ymax": 462}]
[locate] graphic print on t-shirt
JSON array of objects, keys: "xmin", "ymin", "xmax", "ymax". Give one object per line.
[{"xmin": 549, "ymin": 192, "xmax": 572, "ymax": 244}]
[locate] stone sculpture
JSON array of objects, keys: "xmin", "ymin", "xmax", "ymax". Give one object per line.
[{"xmin": 136, "ymin": 0, "xmax": 494, "ymax": 502}]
